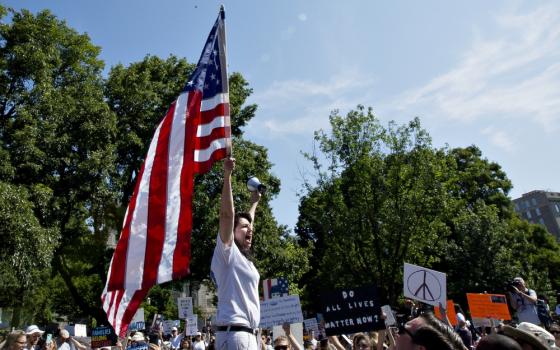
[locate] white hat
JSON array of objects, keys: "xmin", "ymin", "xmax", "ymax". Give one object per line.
[
  {"xmin": 504, "ymin": 322, "xmax": 557, "ymax": 350},
  {"xmin": 196, "ymin": 332, "xmax": 202, "ymax": 336},
  {"xmin": 172, "ymin": 327, "xmax": 178, "ymax": 331},
  {"xmin": 60, "ymin": 329, "xmax": 70, "ymax": 339},
  {"xmin": 131, "ymin": 332, "xmax": 145, "ymax": 342},
  {"xmin": 25, "ymin": 325, "xmax": 45, "ymax": 335}
]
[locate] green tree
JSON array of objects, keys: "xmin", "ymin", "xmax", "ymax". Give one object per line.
[{"xmin": 0, "ymin": 6, "xmax": 116, "ymax": 325}]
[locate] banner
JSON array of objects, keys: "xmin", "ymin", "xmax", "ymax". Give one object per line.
[
  {"xmin": 178, "ymin": 297, "xmax": 193, "ymax": 319},
  {"xmin": 403, "ymin": 263, "xmax": 446, "ymax": 307},
  {"xmin": 467, "ymin": 293, "xmax": 511, "ymax": 320},
  {"xmin": 303, "ymin": 318, "xmax": 319, "ymax": 333},
  {"xmin": 259, "ymin": 295, "xmax": 304, "ymax": 329},
  {"xmin": 91, "ymin": 326, "xmax": 117, "ymax": 348},
  {"xmin": 320, "ymin": 285, "xmax": 384, "ymax": 336}
]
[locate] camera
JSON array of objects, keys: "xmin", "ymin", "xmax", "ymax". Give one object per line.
[{"xmin": 506, "ymin": 280, "xmax": 521, "ymax": 293}]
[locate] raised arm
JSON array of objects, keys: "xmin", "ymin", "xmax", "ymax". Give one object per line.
[
  {"xmin": 248, "ymin": 189, "xmax": 261, "ymax": 223},
  {"xmin": 219, "ymin": 157, "xmax": 235, "ymax": 246}
]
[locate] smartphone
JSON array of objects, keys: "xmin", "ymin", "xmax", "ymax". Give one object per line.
[{"xmin": 46, "ymin": 334, "xmax": 52, "ymax": 345}]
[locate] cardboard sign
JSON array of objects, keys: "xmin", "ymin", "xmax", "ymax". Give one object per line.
[
  {"xmin": 65, "ymin": 324, "xmax": 87, "ymax": 337},
  {"xmin": 91, "ymin": 326, "xmax": 117, "ymax": 348},
  {"xmin": 381, "ymin": 305, "xmax": 396, "ymax": 326},
  {"xmin": 467, "ymin": 293, "xmax": 511, "ymax": 320},
  {"xmin": 186, "ymin": 315, "xmax": 198, "ymax": 335},
  {"xmin": 434, "ymin": 300, "xmax": 458, "ymax": 326},
  {"xmin": 178, "ymin": 297, "xmax": 193, "ymax": 319},
  {"xmin": 404, "ymin": 263, "xmax": 446, "ymax": 307},
  {"xmin": 259, "ymin": 295, "xmax": 304, "ymax": 329},
  {"xmin": 320, "ymin": 285, "xmax": 384, "ymax": 336}
]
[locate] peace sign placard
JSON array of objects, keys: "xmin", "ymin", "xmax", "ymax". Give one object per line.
[{"xmin": 403, "ymin": 263, "xmax": 446, "ymax": 307}]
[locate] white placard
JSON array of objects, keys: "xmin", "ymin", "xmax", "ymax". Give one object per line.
[
  {"xmin": 403, "ymin": 263, "xmax": 446, "ymax": 307},
  {"xmin": 178, "ymin": 297, "xmax": 193, "ymax": 319},
  {"xmin": 162, "ymin": 320, "xmax": 180, "ymax": 335},
  {"xmin": 381, "ymin": 305, "xmax": 396, "ymax": 326},
  {"xmin": 259, "ymin": 295, "xmax": 304, "ymax": 329},
  {"xmin": 65, "ymin": 324, "xmax": 87, "ymax": 337},
  {"xmin": 303, "ymin": 318, "xmax": 319, "ymax": 333},
  {"xmin": 129, "ymin": 308, "xmax": 145, "ymax": 331},
  {"xmin": 186, "ymin": 315, "xmax": 198, "ymax": 335}
]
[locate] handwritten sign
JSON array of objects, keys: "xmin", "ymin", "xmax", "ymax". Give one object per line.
[
  {"xmin": 320, "ymin": 285, "xmax": 384, "ymax": 336},
  {"xmin": 259, "ymin": 295, "xmax": 304, "ymax": 329},
  {"xmin": 303, "ymin": 318, "xmax": 319, "ymax": 333},
  {"xmin": 91, "ymin": 326, "xmax": 116, "ymax": 348},
  {"xmin": 467, "ymin": 293, "xmax": 511, "ymax": 320},
  {"xmin": 186, "ymin": 315, "xmax": 198, "ymax": 335},
  {"xmin": 381, "ymin": 305, "xmax": 396, "ymax": 326},
  {"xmin": 162, "ymin": 320, "xmax": 180, "ymax": 335},
  {"xmin": 178, "ymin": 297, "xmax": 193, "ymax": 319},
  {"xmin": 404, "ymin": 263, "xmax": 446, "ymax": 307}
]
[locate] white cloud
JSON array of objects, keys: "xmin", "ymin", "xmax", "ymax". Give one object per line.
[
  {"xmin": 250, "ymin": 71, "xmax": 376, "ymax": 136},
  {"xmin": 298, "ymin": 13, "xmax": 308, "ymax": 22},
  {"xmin": 397, "ymin": 3, "xmax": 560, "ymax": 131},
  {"xmin": 481, "ymin": 126, "xmax": 515, "ymax": 153}
]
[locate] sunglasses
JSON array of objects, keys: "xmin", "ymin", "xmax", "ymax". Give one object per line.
[{"xmin": 274, "ymin": 346, "xmax": 288, "ymax": 350}]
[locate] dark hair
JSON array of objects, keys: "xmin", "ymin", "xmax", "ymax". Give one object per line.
[
  {"xmin": 476, "ymin": 334, "xmax": 522, "ymax": 350},
  {"xmin": 411, "ymin": 325, "xmax": 455, "ymax": 350},
  {"xmin": 419, "ymin": 313, "xmax": 468, "ymax": 350},
  {"xmin": 234, "ymin": 212, "xmax": 252, "ymax": 228}
]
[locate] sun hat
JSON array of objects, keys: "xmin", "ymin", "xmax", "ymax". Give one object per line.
[
  {"xmin": 60, "ymin": 329, "xmax": 70, "ymax": 339},
  {"xmin": 25, "ymin": 325, "xmax": 45, "ymax": 335},
  {"xmin": 131, "ymin": 332, "xmax": 145, "ymax": 342},
  {"xmin": 503, "ymin": 322, "xmax": 557, "ymax": 350}
]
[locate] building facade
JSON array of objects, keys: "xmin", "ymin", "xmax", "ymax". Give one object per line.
[{"xmin": 513, "ymin": 190, "xmax": 560, "ymax": 240}]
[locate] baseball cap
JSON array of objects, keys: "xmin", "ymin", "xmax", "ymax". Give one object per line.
[
  {"xmin": 172, "ymin": 327, "xmax": 178, "ymax": 332},
  {"xmin": 25, "ymin": 325, "xmax": 45, "ymax": 335}
]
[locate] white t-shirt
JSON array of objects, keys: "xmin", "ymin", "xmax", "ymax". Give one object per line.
[
  {"xmin": 211, "ymin": 233, "xmax": 260, "ymax": 328},
  {"xmin": 193, "ymin": 340, "xmax": 206, "ymax": 350}
]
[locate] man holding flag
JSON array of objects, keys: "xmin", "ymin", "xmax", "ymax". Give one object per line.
[{"xmin": 211, "ymin": 156, "xmax": 261, "ymax": 350}]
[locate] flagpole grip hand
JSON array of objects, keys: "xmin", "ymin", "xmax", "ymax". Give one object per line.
[{"xmin": 224, "ymin": 157, "xmax": 235, "ymax": 175}]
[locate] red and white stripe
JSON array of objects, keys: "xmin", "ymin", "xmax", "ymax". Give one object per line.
[{"xmin": 102, "ymin": 7, "xmax": 230, "ymax": 333}]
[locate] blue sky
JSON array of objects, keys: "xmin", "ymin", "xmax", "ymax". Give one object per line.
[{"xmin": 6, "ymin": 1, "xmax": 559, "ymax": 231}]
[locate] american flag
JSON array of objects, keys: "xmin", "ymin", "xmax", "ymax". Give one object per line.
[
  {"xmin": 101, "ymin": 7, "xmax": 230, "ymax": 336},
  {"xmin": 263, "ymin": 277, "xmax": 289, "ymax": 300}
]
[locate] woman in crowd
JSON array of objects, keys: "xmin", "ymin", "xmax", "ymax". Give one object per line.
[{"xmin": 1, "ymin": 331, "xmax": 27, "ymax": 350}]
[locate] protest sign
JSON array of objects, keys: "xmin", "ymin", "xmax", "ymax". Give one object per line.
[
  {"xmin": 162, "ymin": 320, "xmax": 180, "ymax": 335},
  {"xmin": 263, "ymin": 277, "xmax": 289, "ymax": 300},
  {"xmin": 91, "ymin": 326, "xmax": 117, "ymax": 348},
  {"xmin": 404, "ymin": 263, "xmax": 446, "ymax": 307},
  {"xmin": 381, "ymin": 305, "xmax": 396, "ymax": 326},
  {"xmin": 434, "ymin": 300, "xmax": 458, "ymax": 326},
  {"xmin": 303, "ymin": 318, "xmax": 319, "ymax": 333},
  {"xmin": 178, "ymin": 297, "xmax": 193, "ymax": 319},
  {"xmin": 129, "ymin": 308, "xmax": 145, "ymax": 331},
  {"xmin": 259, "ymin": 295, "xmax": 304, "ymax": 329},
  {"xmin": 64, "ymin": 324, "xmax": 87, "ymax": 337},
  {"xmin": 467, "ymin": 293, "xmax": 511, "ymax": 320},
  {"xmin": 320, "ymin": 285, "xmax": 384, "ymax": 336},
  {"xmin": 273, "ymin": 322, "xmax": 303, "ymax": 347},
  {"xmin": 186, "ymin": 315, "xmax": 198, "ymax": 335}
]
